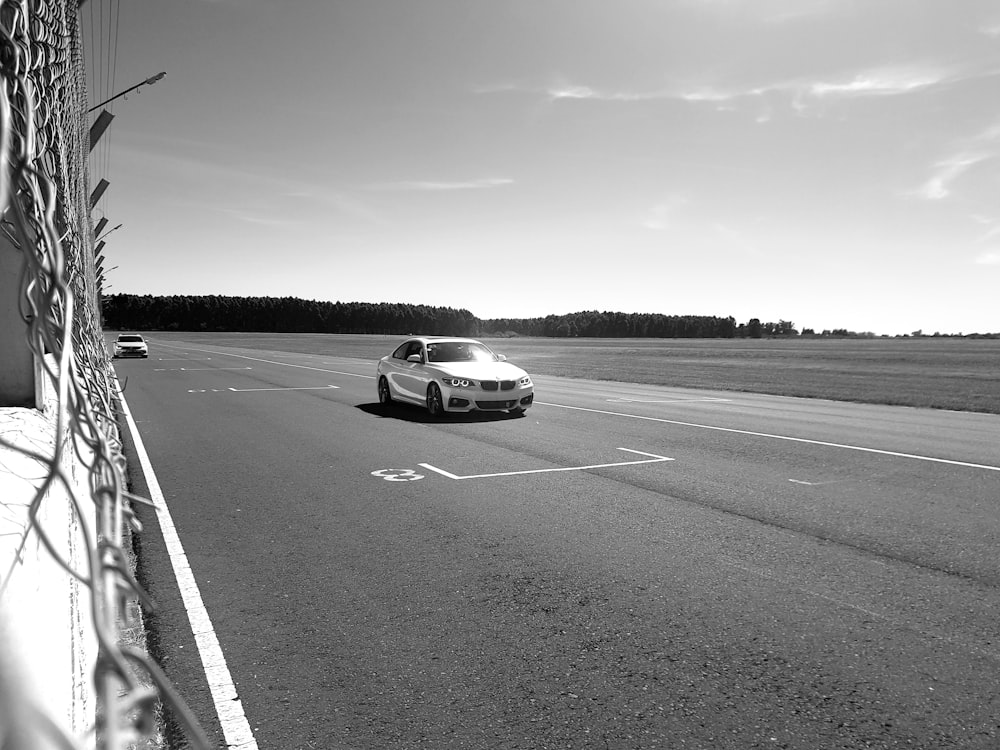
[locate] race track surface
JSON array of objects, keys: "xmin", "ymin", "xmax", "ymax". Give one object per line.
[{"xmin": 115, "ymin": 337, "xmax": 1000, "ymax": 750}]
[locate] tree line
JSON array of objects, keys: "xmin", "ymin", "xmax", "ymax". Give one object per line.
[
  {"xmin": 102, "ymin": 294, "xmax": 801, "ymax": 339},
  {"xmin": 101, "ymin": 295, "xmax": 480, "ymax": 336}
]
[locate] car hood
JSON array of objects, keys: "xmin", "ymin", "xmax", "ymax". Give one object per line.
[{"xmin": 435, "ymin": 361, "xmax": 528, "ymax": 381}]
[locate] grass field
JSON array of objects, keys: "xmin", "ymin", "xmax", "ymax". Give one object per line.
[{"xmin": 140, "ymin": 332, "xmax": 1000, "ymax": 415}]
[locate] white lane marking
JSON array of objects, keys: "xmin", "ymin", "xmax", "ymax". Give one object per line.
[
  {"xmin": 420, "ymin": 448, "xmax": 673, "ymax": 480},
  {"xmin": 116, "ymin": 378, "xmax": 259, "ymax": 750},
  {"xmin": 606, "ymin": 397, "xmax": 733, "ymax": 404},
  {"xmin": 153, "ymin": 367, "xmax": 253, "ymax": 372},
  {"xmin": 537, "ymin": 402, "xmax": 1000, "ymax": 472},
  {"xmin": 157, "ymin": 357, "xmax": 212, "ymax": 361},
  {"xmin": 226, "ymin": 385, "xmax": 340, "ymax": 393},
  {"xmin": 154, "ymin": 342, "xmax": 374, "ymax": 379}
]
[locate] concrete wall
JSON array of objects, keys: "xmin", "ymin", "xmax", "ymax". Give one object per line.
[
  {"xmin": 0, "ymin": 371, "xmax": 97, "ymax": 746},
  {"xmin": 0, "ymin": 233, "xmax": 39, "ymax": 409}
]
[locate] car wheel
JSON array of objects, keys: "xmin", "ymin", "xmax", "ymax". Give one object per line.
[
  {"xmin": 378, "ymin": 376, "xmax": 393, "ymax": 407},
  {"xmin": 427, "ymin": 383, "xmax": 444, "ymax": 418}
]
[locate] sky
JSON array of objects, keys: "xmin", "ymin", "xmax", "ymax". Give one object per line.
[{"xmin": 85, "ymin": 0, "xmax": 1000, "ymax": 336}]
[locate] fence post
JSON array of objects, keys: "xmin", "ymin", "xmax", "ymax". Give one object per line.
[{"xmin": 0, "ymin": 231, "xmax": 39, "ymax": 408}]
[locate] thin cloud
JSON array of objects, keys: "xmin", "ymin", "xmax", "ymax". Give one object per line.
[
  {"xmin": 215, "ymin": 207, "xmax": 299, "ymax": 228},
  {"xmin": 540, "ymin": 63, "xmax": 957, "ymax": 111},
  {"xmin": 678, "ymin": 87, "xmax": 737, "ymax": 103},
  {"xmin": 808, "ymin": 65, "xmax": 951, "ymax": 97},
  {"xmin": 916, "ymin": 154, "xmax": 989, "ymax": 200},
  {"xmin": 281, "ymin": 189, "xmax": 383, "ymax": 223},
  {"xmin": 475, "ymin": 79, "xmax": 677, "ymax": 103},
  {"xmin": 678, "ymin": 62, "xmax": 973, "ymax": 115},
  {"xmin": 477, "ymin": 59, "xmax": 985, "ymax": 122},
  {"xmin": 974, "ymin": 251, "xmax": 1000, "ymax": 265},
  {"xmin": 913, "ymin": 118, "xmax": 1000, "ymax": 200},
  {"xmin": 368, "ymin": 178, "xmax": 514, "ymax": 191},
  {"xmin": 547, "ymin": 84, "xmax": 678, "ymax": 102}
]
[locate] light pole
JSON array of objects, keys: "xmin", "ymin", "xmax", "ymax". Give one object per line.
[
  {"xmin": 96, "ymin": 224, "xmax": 123, "ymax": 243},
  {"xmin": 88, "ymin": 72, "xmax": 166, "ymax": 113}
]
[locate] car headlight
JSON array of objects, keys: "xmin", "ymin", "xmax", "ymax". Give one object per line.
[
  {"xmin": 519, "ymin": 376, "xmax": 532, "ymax": 386},
  {"xmin": 442, "ymin": 377, "xmax": 476, "ymax": 388}
]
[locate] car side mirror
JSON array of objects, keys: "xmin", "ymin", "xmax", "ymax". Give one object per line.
[
  {"xmin": 407, "ymin": 354, "xmax": 422, "ymax": 363},
  {"xmin": 496, "ymin": 354, "xmax": 507, "ymax": 362}
]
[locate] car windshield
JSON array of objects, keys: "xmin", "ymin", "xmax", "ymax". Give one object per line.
[
  {"xmin": 426, "ymin": 341, "xmax": 495, "ymax": 363},
  {"xmin": 118, "ymin": 335, "xmax": 143, "ymax": 342}
]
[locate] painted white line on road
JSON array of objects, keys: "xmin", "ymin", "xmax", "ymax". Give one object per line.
[
  {"xmin": 155, "ymin": 342, "xmax": 374, "ymax": 379},
  {"xmin": 116, "ymin": 378, "xmax": 259, "ymax": 750},
  {"xmin": 227, "ymin": 385, "xmax": 340, "ymax": 393},
  {"xmin": 537, "ymin": 402, "xmax": 1000, "ymax": 472},
  {"xmin": 607, "ymin": 397, "xmax": 733, "ymax": 404},
  {"xmin": 153, "ymin": 367, "xmax": 253, "ymax": 372},
  {"xmin": 420, "ymin": 448, "xmax": 673, "ymax": 480}
]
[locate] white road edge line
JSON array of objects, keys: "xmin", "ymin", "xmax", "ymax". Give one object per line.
[
  {"xmin": 116, "ymin": 379, "xmax": 259, "ymax": 750},
  {"xmin": 419, "ymin": 447, "xmax": 673, "ymax": 480},
  {"xmin": 536, "ymin": 402, "xmax": 1000, "ymax": 472}
]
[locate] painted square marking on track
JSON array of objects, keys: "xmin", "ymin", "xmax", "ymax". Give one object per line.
[{"xmin": 419, "ymin": 448, "xmax": 673, "ymax": 481}]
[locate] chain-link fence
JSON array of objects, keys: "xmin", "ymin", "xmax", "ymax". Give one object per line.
[{"xmin": 0, "ymin": 1, "xmax": 209, "ymax": 747}]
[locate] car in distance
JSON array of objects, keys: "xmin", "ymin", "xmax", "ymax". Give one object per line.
[
  {"xmin": 112, "ymin": 333, "xmax": 148, "ymax": 359},
  {"xmin": 377, "ymin": 337, "xmax": 533, "ymax": 418}
]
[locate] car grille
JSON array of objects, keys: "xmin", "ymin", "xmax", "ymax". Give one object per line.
[
  {"xmin": 481, "ymin": 380, "xmax": 516, "ymax": 391},
  {"xmin": 475, "ymin": 399, "xmax": 518, "ymax": 410}
]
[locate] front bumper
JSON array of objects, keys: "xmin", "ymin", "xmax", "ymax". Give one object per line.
[
  {"xmin": 444, "ymin": 385, "xmax": 533, "ymax": 412},
  {"xmin": 114, "ymin": 348, "xmax": 148, "ymax": 358}
]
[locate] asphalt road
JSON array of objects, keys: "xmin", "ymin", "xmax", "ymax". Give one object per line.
[{"xmin": 114, "ymin": 336, "xmax": 1000, "ymax": 750}]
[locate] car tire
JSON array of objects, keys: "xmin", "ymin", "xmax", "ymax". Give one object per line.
[
  {"xmin": 427, "ymin": 383, "xmax": 444, "ymax": 418},
  {"xmin": 378, "ymin": 377, "xmax": 393, "ymax": 407}
]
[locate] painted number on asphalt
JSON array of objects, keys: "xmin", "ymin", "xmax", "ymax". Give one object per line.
[{"xmin": 371, "ymin": 469, "xmax": 424, "ymax": 482}]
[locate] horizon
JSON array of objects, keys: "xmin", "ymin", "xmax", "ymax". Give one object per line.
[
  {"xmin": 89, "ymin": 1, "xmax": 1000, "ymax": 339},
  {"xmin": 103, "ymin": 291, "xmax": 996, "ymax": 336}
]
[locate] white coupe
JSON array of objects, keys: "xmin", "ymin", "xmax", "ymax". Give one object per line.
[{"xmin": 377, "ymin": 337, "xmax": 534, "ymax": 418}]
